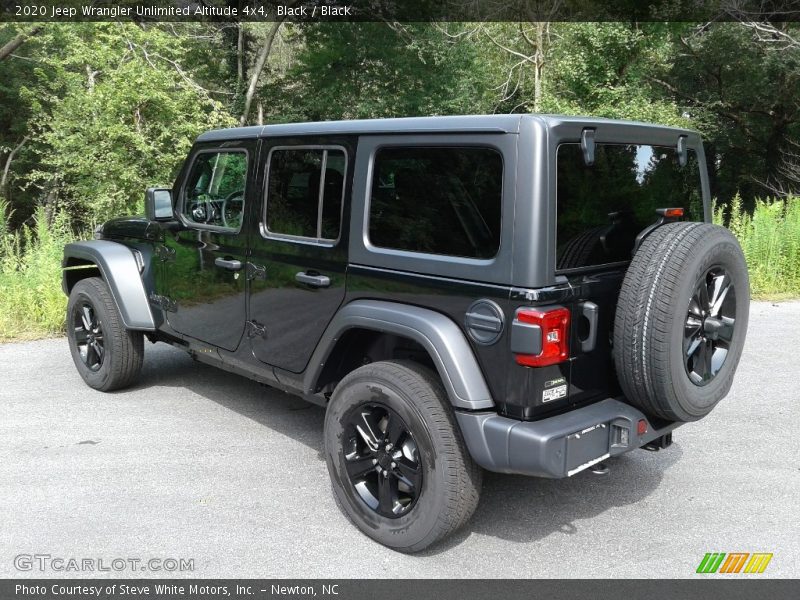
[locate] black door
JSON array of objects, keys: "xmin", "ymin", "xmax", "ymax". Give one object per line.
[
  {"xmin": 247, "ymin": 140, "xmax": 352, "ymax": 373},
  {"xmin": 163, "ymin": 144, "xmax": 253, "ymax": 351}
]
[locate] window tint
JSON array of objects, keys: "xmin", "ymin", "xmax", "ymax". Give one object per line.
[
  {"xmin": 556, "ymin": 143, "xmax": 703, "ymax": 270},
  {"xmin": 182, "ymin": 151, "xmax": 247, "ymax": 230},
  {"xmin": 265, "ymin": 148, "xmax": 346, "ymax": 242},
  {"xmin": 369, "ymin": 147, "xmax": 502, "ymax": 259}
]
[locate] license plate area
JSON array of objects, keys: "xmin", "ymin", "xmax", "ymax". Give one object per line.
[{"xmin": 565, "ymin": 422, "xmax": 610, "ymax": 476}]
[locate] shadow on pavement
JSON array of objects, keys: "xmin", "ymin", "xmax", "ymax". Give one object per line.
[
  {"xmin": 134, "ymin": 342, "xmax": 681, "ymax": 555},
  {"xmin": 421, "ymin": 444, "xmax": 682, "ymax": 554}
]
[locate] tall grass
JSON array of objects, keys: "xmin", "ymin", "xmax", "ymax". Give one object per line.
[
  {"xmin": 0, "ymin": 202, "xmax": 78, "ymax": 341},
  {"xmin": 714, "ymin": 195, "xmax": 800, "ymax": 298}
]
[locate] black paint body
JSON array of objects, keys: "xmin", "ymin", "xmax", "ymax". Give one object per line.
[{"xmin": 97, "ymin": 115, "xmax": 710, "ymax": 422}]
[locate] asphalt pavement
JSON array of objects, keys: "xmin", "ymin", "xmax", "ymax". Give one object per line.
[{"xmin": 1, "ymin": 301, "xmax": 798, "ymax": 578}]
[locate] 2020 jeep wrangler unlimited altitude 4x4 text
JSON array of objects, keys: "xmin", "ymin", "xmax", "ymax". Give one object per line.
[{"xmin": 62, "ymin": 115, "xmax": 749, "ymax": 552}]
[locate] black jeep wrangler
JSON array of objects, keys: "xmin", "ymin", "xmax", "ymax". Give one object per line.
[{"xmin": 62, "ymin": 115, "xmax": 749, "ymax": 552}]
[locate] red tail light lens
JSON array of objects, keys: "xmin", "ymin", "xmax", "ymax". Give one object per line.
[
  {"xmin": 514, "ymin": 307, "xmax": 571, "ymax": 367},
  {"xmin": 657, "ymin": 207, "xmax": 685, "ymax": 219}
]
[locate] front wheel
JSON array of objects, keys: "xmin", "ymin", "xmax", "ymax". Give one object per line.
[
  {"xmin": 66, "ymin": 277, "xmax": 144, "ymax": 391},
  {"xmin": 324, "ymin": 360, "xmax": 482, "ymax": 552}
]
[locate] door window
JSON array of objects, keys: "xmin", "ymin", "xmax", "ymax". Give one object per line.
[
  {"xmin": 264, "ymin": 147, "xmax": 347, "ymax": 243},
  {"xmin": 182, "ymin": 150, "xmax": 248, "ymax": 231}
]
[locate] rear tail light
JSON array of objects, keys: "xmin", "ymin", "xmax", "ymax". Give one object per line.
[{"xmin": 513, "ymin": 306, "xmax": 571, "ymax": 367}]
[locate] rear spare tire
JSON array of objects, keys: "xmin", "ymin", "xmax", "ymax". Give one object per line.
[{"xmin": 613, "ymin": 222, "xmax": 749, "ymax": 422}]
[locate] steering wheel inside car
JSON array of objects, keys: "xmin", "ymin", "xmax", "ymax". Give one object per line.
[
  {"xmin": 221, "ymin": 190, "xmax": 244, "ymax": 229},
  {"xmin": 190, "ymin": 199, "xmax": 219, "ymax": 224}
]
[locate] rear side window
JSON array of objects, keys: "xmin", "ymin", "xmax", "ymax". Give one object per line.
[
  {"xmin": 556, "ymin": 143, "xmax": 703, "ymax": 270},
  {"xmin": 368, "ymin": 147, "xmax": 502, "ymax": 259},
  {"xmin": 265, "ymin": 147, "xmax": 347, "ymax": 242}
]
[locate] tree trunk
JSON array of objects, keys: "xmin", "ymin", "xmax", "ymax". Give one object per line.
[
  {"xmin": 237, "ymin": 23, "xmax": 244, "ymax": 88},
  {"xmin": 86, "ymin": 65, "xmax": 99, "ymax": 91},
  {"xmin": 0, "ymin": 136, "xmax": 29, "ymax": 199},
  {"xmin": 42, "ymin": 183, "xmax": 59, "ymax": 227},
  {"xmin": 533, "ymin": 22, "xmax": 547, "ymax": 113},
  {"xmin": 764, "ymin": 119, "xmax": 788, "ymax": 186},
  {"xmin": 0, "ymin": 26, "xmax": 43, "ymax": 62},
  {"xmin": 240, "ymin": 19, "xmax": 286, "ymax": 126}
]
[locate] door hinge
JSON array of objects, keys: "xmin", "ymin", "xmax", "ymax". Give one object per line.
[
  {"xmin": 246, "ymin": 262, "xmax": 267, "ymax": 281},
  {"xmin": 155, "ymin": 245, "xmax": 176, "ymax": 262},
  {"xmin": 246, "ymin": 320, "xmax": 267, "ymax": 339},
  {"xmin": 148, "ymin": 292, "xmax": 177, "ymax": 312}
]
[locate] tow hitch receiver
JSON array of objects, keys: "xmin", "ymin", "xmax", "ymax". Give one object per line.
[{"xmin": 642, "ymin": 432, "xmax": 673, "ymax": 452}]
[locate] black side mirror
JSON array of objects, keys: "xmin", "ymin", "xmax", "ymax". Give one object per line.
[{"xmin": 145, "ymin": 187, "xmax": 174, "ymax": 221}]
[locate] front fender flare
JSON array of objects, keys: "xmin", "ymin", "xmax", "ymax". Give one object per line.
[
  {"xmin": 304, "ymin": 300, "xmax": 495, "ymax": 411},
  {"xmin": 62, "ymin": 240, "xmax": 155, "ymax": 330}
]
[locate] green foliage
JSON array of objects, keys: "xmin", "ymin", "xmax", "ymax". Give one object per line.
[
  {"xmin": 543, "ymin": 23, "xmax": 688, "ymax": 126},
  {"xmin": 22, "ymin": 24, "xmax": 235, "ymax": 223},
  {"xmin": 664, "ymin": 23, "xmax": 800, "ymax": 203},
  {"xmin": 0, "ymin": 202, "xmax": 77, "ymax": 340},
  {"xmin": 267, "ymin": 23, "xmax": 496, "ymax": 121},
  {"xmin": 714, "ymin": 195, "xmax": 800, "ymax": 298}
]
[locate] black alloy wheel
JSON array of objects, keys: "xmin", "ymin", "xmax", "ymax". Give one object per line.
[
  {"xmin": 73, "ymin": 301, "xmax": 105, "ymax": 372},
  {"xmin": 324, "ymin": 360, "xmax": 482, "ymax": 551},
  {"xmin": 684, "ymin": 266, "xmax": 736, "ymax": 386},
  {"xmin": 342, "ymin": 403, "xmax": 422, "ymax": 518},
  {"xmin": 66, "ymin": 277, "xmax": 144, "ymax": 391}
]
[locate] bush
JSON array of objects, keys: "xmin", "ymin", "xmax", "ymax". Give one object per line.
[
  {"xmin": 0, "ymin": 201, "xmax": 78, "ymax": 341},
  {"xmin": 714, "ymin": 195, "xmax": 800, "ymax": 298}
]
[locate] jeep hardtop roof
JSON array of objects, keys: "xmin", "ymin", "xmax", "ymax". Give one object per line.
[{"xmin": 196, "ymin": 114, "xmax": 698, "ymax": 143}]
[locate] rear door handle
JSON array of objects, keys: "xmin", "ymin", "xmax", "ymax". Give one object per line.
[
  {"xmin": 295, "ymin": 272, "xmax": 330, "ymax": 288},
  {"xmin": 214, "ymin": 257, "xmax": 242, "ymax": 271}
]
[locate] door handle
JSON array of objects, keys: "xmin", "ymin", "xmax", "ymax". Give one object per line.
[
  {"xmin": 295, "ymin": 271, "xmax": 331, "ymax": 288},
  {"xmin": 214, "ymin": 257, "xmax": 243, "ymax": 271}
]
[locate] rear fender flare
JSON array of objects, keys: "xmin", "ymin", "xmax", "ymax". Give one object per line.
[{"xmin": 304, "ymin": 300, "xmax": 495, "ymax": 410}]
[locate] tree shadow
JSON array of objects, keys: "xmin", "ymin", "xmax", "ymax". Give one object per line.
[{"xmin": 133, "ymin": 342, "xmax": 681, "ymax": 554}]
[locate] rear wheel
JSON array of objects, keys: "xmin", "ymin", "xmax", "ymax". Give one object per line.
[
  {"xmin": 66, "ymin": 277, "xmax": 144, "ymax": 391},
  {"xmin": 324, "ymin": 360, "xmax": 482, "ymax": 552},
  {"xmin": 613, "ymin": 222, "xmax": 749, "ymax": 422}
]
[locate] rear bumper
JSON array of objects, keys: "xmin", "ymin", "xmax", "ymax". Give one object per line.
[{"xmin": 455, "ymin": 398, "xmax": 681, "ymax": 478}]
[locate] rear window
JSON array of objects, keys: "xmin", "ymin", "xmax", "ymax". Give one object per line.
[
  {"xmin": 368, "ymin": 147, "xmax": 502, "ymax": 259},
  {"xmin": 556, "ymin": 143, "xmax": 703, "ymax": 270}
]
